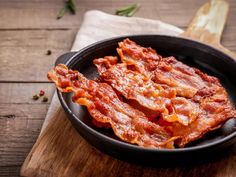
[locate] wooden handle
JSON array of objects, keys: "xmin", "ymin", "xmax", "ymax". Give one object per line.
[{"xmin": 182, "ymin": 0, "xmax": 236, "ymax": 59}]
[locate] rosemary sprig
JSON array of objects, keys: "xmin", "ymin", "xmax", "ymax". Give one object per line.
[
  {"xmin": 57, "ymin": 0, "xmax": 76, "ymax": 19},
  {"xmin": 67, "ymin": 0, "xmax": 76, "ymax": 14},
  {"xmin": 57, "ymin": 6, "xmax": 67, "ymax": 19},
  {"xmin": 116, "ymin": 4, "xmax": 139, "ymax": 17}
]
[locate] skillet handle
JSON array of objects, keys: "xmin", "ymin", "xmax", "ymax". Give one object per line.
[
  {"xmin": 182, "ymin": 0, "xmax": 236, "ymax": 59},
  {"xmin": 55, "ymin": 52, "xmax": 77, "ymax": 66}
]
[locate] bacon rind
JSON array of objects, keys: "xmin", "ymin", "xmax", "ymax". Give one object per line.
[{"xmin": 47, "ymin": 64, "xmax": 179, "ymax": 149}]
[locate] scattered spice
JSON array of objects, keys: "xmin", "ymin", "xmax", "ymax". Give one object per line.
[
  {"xmin": 32, "ymin": 90, "xmax": 48, "ymax": 102},
  {"xmin": 46, "ymin": 50, "xmax": 52, "ymax": 55},
  {"xmin": 32, "ymin": 94, "xmax": 39, "ymax": 100},
  {"xmin": 39, "ymin": 90, "xmax": 45, "ymax": 96},
  {"xmin": 115, "ymin": 4, "xmax": 140, "ymax": 17},
  {"xmin": 42, "ymin": 96, "xmax": 49, "ymax": 102},
  {"xmin": 57, "ymin": 6, "xmax": 67, "ymax": 19},
  {"xmin": 57, "ymin": 0, "xmax": 76, "ymax": 19}
]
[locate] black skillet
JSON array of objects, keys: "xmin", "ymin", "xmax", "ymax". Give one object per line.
[
  {"xmin": 55, "ymin": 34, "xmax": 236, "ymax": 166},
  {"xmin": 54, "ymin": 0, "xmax": 236, "ymax": 166}
]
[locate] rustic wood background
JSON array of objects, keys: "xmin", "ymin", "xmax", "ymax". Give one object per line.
[{"xmin": 0, "ymin": 0, "xmax": 235, "ymax": 176}]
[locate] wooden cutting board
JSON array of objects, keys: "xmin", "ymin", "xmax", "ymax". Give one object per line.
[
  {"xmin": 21, "ymin": 1, "xmax": 236, "ymax": 177},
  {"xmin": 182, "ymin": 0, "xmax": 235, "ymax": 58}
]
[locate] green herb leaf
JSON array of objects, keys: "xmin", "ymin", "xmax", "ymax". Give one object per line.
[
  {"xmin": 115, "ymin": 4, "xmax": 139, "ymax": 17},
  {"xmin": 67, "ymin": 0, "xmax": 76, "ymax": 14},
  {"xmin": 57, "ymin": 0, "xmax": 76, "ymax": 20},
  {"xmin": 116, "ymin": 4, "xmax": 136, "ymax": 14},
  {"xmin": 127, "ymin": 5, "xmax": 139, "ymax": 17},
  {"xmin": 42, "ymin": 96, "xmax": 48, "ymax": 102},
  {"xmin": 32, "ymin": 94, "xmax": 39, "ymax": 100},
  {"xmin": 57, "ymin": 7, "xmax": 67, "ymax": 19}
]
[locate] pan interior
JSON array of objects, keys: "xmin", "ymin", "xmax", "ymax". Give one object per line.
[{"xmin": 62, "ymin": 35, "xmax": 236, "ymax": 148}]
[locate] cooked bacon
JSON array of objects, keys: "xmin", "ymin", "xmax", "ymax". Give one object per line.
[
  {"xmin": 117, "ymin": 40, "xmax": 160, "ymax": 78},
  {"xmin": 94, "ymin": 57, "xmax": 199, "ymax": 126},
  {"xmin": 172, "ymin": 86, "xmax": 236, "ymax": 147},
  {"xmin": 117, "ymin": 39, "xmax": 221, "ymax": 98},
  {"xmin": 48, "ymin": 39, "xmax": 236, "ymax": 149},
  {"xmin": 117, "ymin": 38, "xmax": 236, "ymax": 146},
  {"xmin": 94, "ymin": 56, "xmax": 118, "ymax": 74},
  {"xmin": 47, "ymin": 64, "xmax": 179, "ymax": 148},
  {"xmin": 152, "ymin": 56, "xmax": 221, "ymax": 98}
]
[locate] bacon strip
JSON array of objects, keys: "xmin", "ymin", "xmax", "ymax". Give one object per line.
[
  {"xmin": 117, "ymin": 38, "xmax": 236, "ymax": 147},
  {"xmin": 48, "ymin": 39, "xmax": 236, "ymax": 148},
  {"xmin": 117, "ymin": 39, "xmax": 220, "ymax": 98},
  {"xmin": 94, "ymin": 57, "xmax": 199, "ymax": 126},
  {"xmin": 172, "ymin": 86, "xmax": 236, "ymax": 147},
  {"xmin": 152, "ymin": 56, "xmax": 220, "ymax": 98},
  {"xmin": 47, "ymin": 64, "xmax": 179, "ymax": 148}
]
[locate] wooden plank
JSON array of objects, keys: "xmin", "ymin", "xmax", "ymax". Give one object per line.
[
  {"xmin": 0, "ymin": 1, "xmax": 235, "ymax": 82},
  {"xmin": 0, "ymin": 166, "xmax": 21, "ymax": 177},
  {"xmin": 0, "ymin": 83, "xmax": 54, "ymax": 167},
  {"xmin": 0, "ymin": 30, "xmax": 76, "ymax": 82},
  {"xmin": 0, "ymin": 83, "xmax": 54, "ymax": 104},
  {"xmin": 0, "ymin": 0, "xmax": 235, "ymax": 29},
  {"xmin": 0, "ymin": 103, "xmax": 49, "ymax": 166},
  {"xmin": 221, "ymin": 26, "xmax": 236, "ymax": 49},
  {"xmin": 0, "ymin": 28, "xmax": 235, "ymax": 82}
]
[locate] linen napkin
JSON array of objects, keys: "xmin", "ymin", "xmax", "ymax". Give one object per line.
[{"xmin": 21, "ymin": 10, "xmax": 183, "ymax": 177}]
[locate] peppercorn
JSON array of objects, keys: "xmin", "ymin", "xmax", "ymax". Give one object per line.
[
  {"xmin": 46, "ymin": 50, "xmax": 52, "ymax": 55},
  {"xmin": 42, "ymin": 96, "xmax": 48, "ymax": 102},
  {"xmin": 39, "ymin": 90, "xmax": 45, "ymax": 96},
  {"xmin": 32, "ymin": 94, "xmax": 39, "ymax": 100}
]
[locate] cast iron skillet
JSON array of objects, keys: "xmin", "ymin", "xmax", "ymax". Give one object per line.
[{"xmin": 55, "ymin": 35, "xmax": 236, "ymax": 166}]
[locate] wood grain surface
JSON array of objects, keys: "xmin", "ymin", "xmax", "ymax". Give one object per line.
[{"xmin": 0, "ymin": 0, "xmax": 235, "ymax": 176}]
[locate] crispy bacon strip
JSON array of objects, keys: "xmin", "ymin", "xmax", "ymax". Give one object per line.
[
  {"xmin": 152, "ymin": 56, "xmax": 220, "ymax": 98},
  {"xmin": 47, "ymin": 64, "xmax": 179, "ymax": 148},
  {"xmin": 48, "ymin": 39, "xmax": 236, "ymax": 148},
  {"xmin": 117, "ymin": 39, "xmax": 221, "ymax": 98},
  {"xmin": 173, "ymin": 86, "xmax": 236, "ymax": 147},
  {"xmin": 117, "ymin": 38, "xmax": 236, "ymax": 146},
  {"xmin": 94, "ymin": 57, "xmax": 199, "ymax": 126},
  {"xmin": 117, "ymin": 40, "xmax": 160, "ymax": 78}
]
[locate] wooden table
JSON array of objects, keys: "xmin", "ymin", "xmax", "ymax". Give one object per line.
[{"xmin": 0, "ymin": 0, "xmax": 235, "ymax": 176}]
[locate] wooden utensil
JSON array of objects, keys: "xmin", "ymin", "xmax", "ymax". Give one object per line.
[{"xmin": 182, "ymin": 0, "xmax": 236, "ymax": 59}]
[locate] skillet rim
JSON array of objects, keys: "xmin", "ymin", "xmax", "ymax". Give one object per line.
[{"xmin": 57, "ymin": 34, "xmax": 236, "ymax": 153}]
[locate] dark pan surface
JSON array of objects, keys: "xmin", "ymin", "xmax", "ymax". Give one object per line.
[{"xmin": 56, "ymin": 35, "xmax": 236, "ymax": 165}]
